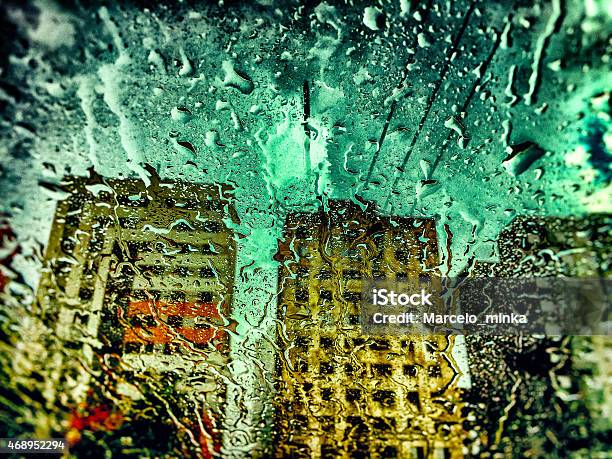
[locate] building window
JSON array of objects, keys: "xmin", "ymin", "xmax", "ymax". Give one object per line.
[
  {"xmin": 199, "ymin": 291, "xmax": 214, "ymax": 302},
  {"xmin": 428, "ymin": 364, "xmax": 442, "ymax": 378},
  {"xmin": 407, "ymin": 391, "xmax": 421, "ymax": 411},
  {"xmin": 319, "ymin": 361, "xmax": 334, "ymax": 374},
  {"xmin": 373, "ymin": 390, "xmax": 395, "ymax": 407},
  {"xmin": 372, "ymin": 364, "xmax": 392, "ymax": 377},
  {"xmin": 346, "ymin": 389, "xmax": 362, "ymax": 402},
  {"xmin": 403, "ymin": 365, "xmax": 418, "ymax": 377},
  {"xmin": 295, "ymin": 288, "xmax": 309, "ymax": 302},
  {"xmin": 167, "ymin": 315, "xmax": 183, "ymax": 327},
  {"xmin": 199, "ymin": 267, "xmax": 215, "ymax": 278}
]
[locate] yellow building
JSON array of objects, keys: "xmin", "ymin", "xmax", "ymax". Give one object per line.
[
  {"xmin": 36, "ymin": 175, "xmax": 237, "ymax": 455},
  {"xmin": 274, "ymin": 201, "xmax": 469, "ymax": 459}
]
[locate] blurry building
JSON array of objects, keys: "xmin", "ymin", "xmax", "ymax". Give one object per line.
[
  {"xmin": 464, "ymin": 215, "xmax": 611, "ymax": 457},
  {"xmin": 274, "ymin": 201, "xmax": 468, "ymax": 459},
  {"xmin": 472, "ymin": 215, "xmax": 610, "ymax": 278},
  {"xmin": 36, "ymin": 175, "xmax": 237, "ymax": 456}
]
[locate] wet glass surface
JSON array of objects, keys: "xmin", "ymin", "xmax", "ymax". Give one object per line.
[{"xmin": 0, "ymin": 1, "xmax": 610, "ymax": 457}]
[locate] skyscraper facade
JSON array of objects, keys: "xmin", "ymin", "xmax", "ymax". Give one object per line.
[
  {"xmin": 274, "ymin": 201, "xmax": 469, "ymax": 459},
  {"xmin": 36, "ymin": 176, "xmax": 237, "ymax": 456}
]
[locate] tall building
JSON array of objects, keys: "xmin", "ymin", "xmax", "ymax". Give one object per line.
[
  {"xmin": 274, "ymin": 201, "xmax": 469, "ymax": 459},
  {"xmin": 464, "ymin": 215, "xmax": 611, "ymax": 458},
  {"xmin": 36, "ymin": 175, "xmax": 238, "ymax": 456}
]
